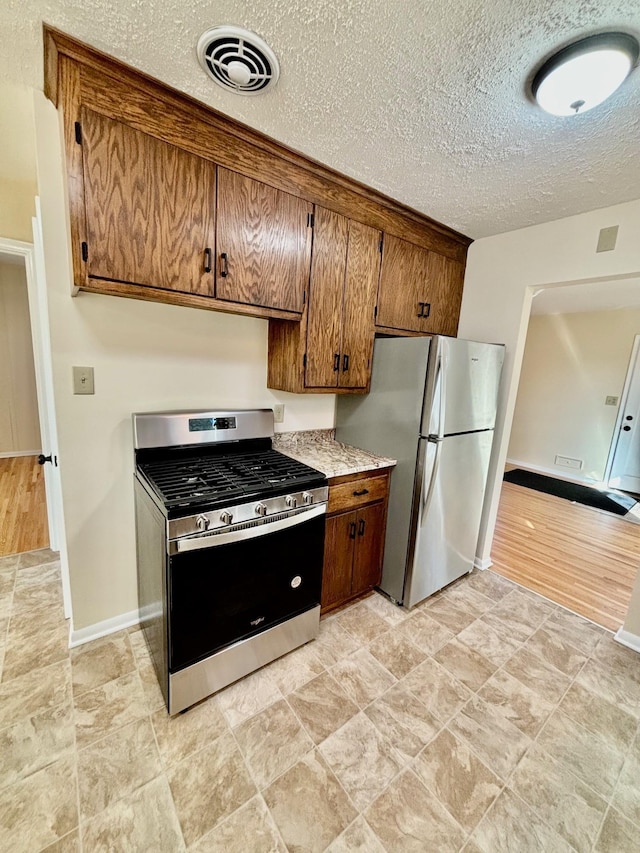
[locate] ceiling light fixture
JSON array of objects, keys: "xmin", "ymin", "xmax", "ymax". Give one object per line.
[{"xmin": 531, "ymin": 32, "xmax": 639, "ymax": 116}]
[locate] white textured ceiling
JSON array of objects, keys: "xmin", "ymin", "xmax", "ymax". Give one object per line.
[{"xmin": 1, "ymin": 1, "xmax": 639, "ymax": 238}]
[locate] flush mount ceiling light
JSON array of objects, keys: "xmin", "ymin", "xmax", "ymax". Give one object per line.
[
  {"xmin": 531, "ymin": 32, "xmax": 639, "ymax": 116},
  {"xmin": 197, "ymin": 25, "xmax": 280, "ymax": 95}
]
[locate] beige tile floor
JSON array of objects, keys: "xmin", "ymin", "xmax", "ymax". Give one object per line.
[{"xmin": 1, "ymin": 549, "xmax": 640, "ymax": 852}]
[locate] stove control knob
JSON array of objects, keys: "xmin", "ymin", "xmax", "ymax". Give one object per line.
[
  {"xmin": 302, "ymin": 491, "xmax": 314, "ymax": 506},
  {"xmin": 219, "ymin": 510, "xmax": 233, "ymax": 525},
  {"xmin": 285, "ymin": 495, "xmax": 298, "ymax": 509},
  {"xmin": 196, "ymin": 514, "xmax": 210, "ymax": 532},
  {"xmin": 255, "ymin": 502, "xmax": 268, "ymax": 517}
]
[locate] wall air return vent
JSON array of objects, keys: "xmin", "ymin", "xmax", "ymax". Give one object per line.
[{"xmin": 197, "ymin": 26, "xmax": 280, "ymax": 95}]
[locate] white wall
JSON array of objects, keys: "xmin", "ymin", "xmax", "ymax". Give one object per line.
[
  {"xmin": 0, "ymin": 260, "xmax": 42, "ymax": 453},
  {"xmin": 0, "ymin": 82, "xmax": 37, "ymax": 242},
  {"xmin": 34, "ymin": 92, "xmax": 335, "ymax": 631},
  {"xmin": 458, "ymin": 199, "xmax": 640, "ymax": 565},
  {"xmin": 508, "ymin": 308, "xmax": 640, "ymax": 482}
]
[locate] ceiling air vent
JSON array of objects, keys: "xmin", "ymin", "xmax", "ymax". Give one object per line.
[{"xmin": 197, "ymin": 26, "xmax": 280, "ymax": 95}]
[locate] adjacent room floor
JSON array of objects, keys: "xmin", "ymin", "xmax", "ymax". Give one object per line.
[
  {"xmin": 0, "ymin": 456, "xmax": 48, "ymax": 556},
  {"xmin": 1, "ymin": 548, "xmax": 639, "ymax": 851},
  {"xmin": 492, "ymin": 480, "xmax": 640, "ymax": 632}
]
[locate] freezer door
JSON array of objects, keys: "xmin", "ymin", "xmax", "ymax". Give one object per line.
[
  {"xmin": 405, "ymin": 431, "xmax": 494, "ymax": 608},
  {"xmin": 423, "ymin": 337, "xmax": 504, "ymax": 437}
]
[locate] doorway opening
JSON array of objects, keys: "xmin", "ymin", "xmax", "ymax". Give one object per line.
[
  {"xmin": 492, "ymin": 275, "xmax": 640, "ymax": 631},
  {"xmin": 0, "ymin": 251, "xmax": 48, "ymax": 555}
]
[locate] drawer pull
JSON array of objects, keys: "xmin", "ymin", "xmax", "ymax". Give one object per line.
[
  {"xmin": 333, "ymin": 353, "xmax": 340, "ymax": 372},
  {"xmin": 204, "ymin": 247, "xmax": 212, "ymax": 273},
  {"xmin": 358, "ymin": 518, "xmax": 365, "ymax": 536},
  {"xmin": 348, "ymin": 521, "xmax": 357, "ymax": 539},
  {"xmin": 220, "ymin": 252, "xmax": 229, "ymax": 277},
  {"xmin": 353, "ymin": 488, "xmax": 369, "ymax": 496}
]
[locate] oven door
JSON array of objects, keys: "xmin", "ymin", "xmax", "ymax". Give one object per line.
[{"xmin": 168, "ymin": 506, "xmax": 325, "ymax": 672}]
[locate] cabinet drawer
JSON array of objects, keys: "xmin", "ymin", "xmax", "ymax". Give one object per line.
[{"xmin": 327, "ymin": 473, "xmax": 388, "ymax": 514}]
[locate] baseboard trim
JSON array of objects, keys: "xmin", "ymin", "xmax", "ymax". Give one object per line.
[
  {"xmin": 614, "ymin": 627, "xmax": 640, "ymax": 654},
  {"xmin": 505, "ymin": 457, "xmax": 597, "ymax": 487},
  {"xmin": 474, "ymin": 557, "xmax": 493, "ymax": 570},
  {"xmin": 0, "ymin": 450, "xmax": 41, "ymax": 458},
  {"xmin": 69, "ymin": 608, "xmax": 140, "ymax": 648}
]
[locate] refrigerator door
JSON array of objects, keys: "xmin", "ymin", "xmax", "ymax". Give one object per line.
[
  {"xmin": 423, "ymin": 337, "xmax": 504, "ymax": 438},
  {"xmin": 405, "ymin": 430, "xmax": 494, "ymax": 608}
]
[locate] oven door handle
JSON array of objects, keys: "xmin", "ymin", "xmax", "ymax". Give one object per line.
[{"xmin": 171, "ymin": 504, "xmax": 326, "ymax": 554}]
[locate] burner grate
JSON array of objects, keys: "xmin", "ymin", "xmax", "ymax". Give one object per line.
[{"xmin": 138, "ymin": 448, "xmax": 323, "ymax": 507}]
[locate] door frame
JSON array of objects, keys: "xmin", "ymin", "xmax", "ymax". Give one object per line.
[
  {"xmin": 604, "ymin": 333, "xmax": 640, "ymax": 488},
  {"xmin": 0, "ymin": 209, "xmax": 72, "ymax": 619}
]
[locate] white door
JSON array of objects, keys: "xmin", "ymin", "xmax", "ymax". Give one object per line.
[{"xmin": 607, "ymin": 335, "xmax": 640, "ymax": 494}]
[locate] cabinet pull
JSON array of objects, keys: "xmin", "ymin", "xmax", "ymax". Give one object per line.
[
  {"xmin": 220, "ymin": 252, "xmax": 229, "ymax": 277},
  {"xmin": 353, "ymin": 488, "xmax": 369, "ymax": 496},
  {"xmin": 342, "ymin": 353, "xmax": 350, "ymax": 372},
  {"xmin": 422, "ymin": 302, "xmax": 431, "ymax": 318},
  {"xmin": 333, "ymin": 353, "xmax": 340, "ymax": 372},
  {"xmin": 348, "ymin": 521, "xmax": 357, "ymax": 540},
  {"xmin": 417, "ymin": 302, "xmax": 424, "ymax": 317},
  {"xmin": 358, "ymin": 518, "xmax": 365, "ymax": 536},
  {"xmin": 204, "ymin": 248, "xmax": 212, "ymax": 273}
]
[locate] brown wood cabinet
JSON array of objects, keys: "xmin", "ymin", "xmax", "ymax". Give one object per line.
[
  {"xmin": 45, "ymin": 29, "xmax": 471, "ymax": 349},
  {"xmin": 268, "ymin": 207, "xmax": 381, "ymax": 393},
  {"xmin": 321, "ymin": 469, "xmax": 391, "ymax": 613},
  {"xmin": 216, "ymin": 168, "xmax": 313, "ymax": 313},
  {"xmin": 82, "ymin": 108, "xmax": 216, "ymax": 296},
  {"xmin": 376, "ymin": 233, "xmax": 465, "ymax": 336}
]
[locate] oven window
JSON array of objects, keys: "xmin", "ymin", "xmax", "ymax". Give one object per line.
[{"xmin": 168, "ymin": 513, "xmax": 325, "ymax": 672}]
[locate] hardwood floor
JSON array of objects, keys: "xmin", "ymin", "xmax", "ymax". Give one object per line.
[
  {"xmin": 0, "ymin": 455, "xmax": 49, "ymax": 556},
  {"xmin": 491, "ymin": 481, "xmax": 640, "ymax": 632}
]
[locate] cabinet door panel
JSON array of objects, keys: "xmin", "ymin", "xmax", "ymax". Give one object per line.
[
  {"xmin": 339, "ymin": 221, "xmax": 381, "ymax": 389},
  {"xmin": 305, "ymin": 207, "xmax": 348, "ymax": 388},
  {"xmin": 82, "ymin": 108, "xmax": 215, "ymax": 295},
  {"xmin": 216, "ymin": 168, "xmax": 312, "ymax": 313},
  {"xmin": 352, "ymin": 503, "xmax": 385, "ymax": 595},
  {"xmin": 321, "ymin": 512, "xmax": 355, "ymax": 610},
  {"xmin": 377, "ymin": 234, "xmax": 462, "ymax": 335}
]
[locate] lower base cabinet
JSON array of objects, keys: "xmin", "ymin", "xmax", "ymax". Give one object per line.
[{"xmin": 321, "ymin": 470, "xmax": 391, "ymax": 613}]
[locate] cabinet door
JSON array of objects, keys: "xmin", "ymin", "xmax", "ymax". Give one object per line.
[
  {"xmin": 351, "ymin": 502, "xmax": 386, "ymax": 595},
  {"xmin": 216, "ymin": 168, "xmax": 313, "ymax": 313},
  {"xmin": 376, "ymin": 234, "xmax": 463, "ymax": 335},
  {"xmin": 305, "ymin": 207, "xmax": 348, "ymax": 388},
  {"xmin": 321, "ymin": 512, "xmax": 355, "ymax": 610},
  {"xmin": 339, "ymin": 221, "xmax": 381, "ymax": 389},
  {"xmin": 82, "ymin": 108, "xmax": 215, "ymax": 295}
]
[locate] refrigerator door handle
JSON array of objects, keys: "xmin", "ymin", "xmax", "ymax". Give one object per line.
[
  {"xmin": 431, "ymin": 347, "xmax": 447, "ymax": 439},
  {"xmin": 421, "ymin": 440, "xmax": 442, "ymax": 516}
]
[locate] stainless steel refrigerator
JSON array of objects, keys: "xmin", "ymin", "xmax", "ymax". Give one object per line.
[{"xmin": 335, "ymin": 335, "xmax": 504, "ymax": 608}]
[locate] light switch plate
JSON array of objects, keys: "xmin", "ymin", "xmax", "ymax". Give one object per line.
[
  {"xmin": 596, "ymin": 226, "xmax": 618, "ymax": 253},
  {"xmin": 273, "ymin": 404, "xmax": 285, "ymax": 423},
  {"xmin": 73, "ymin": 366, "xmax": 95, "ymax": 395}
]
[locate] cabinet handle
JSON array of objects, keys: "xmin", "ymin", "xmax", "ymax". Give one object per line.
[
  {"xmin": 220, "ymin": 252, "xmax": 229, "ymax": 277},
  {"xmin": 342, "ymin": 354, "xmax": 350, "ymax": 372},
  {"xmin": 353, "ymin": 488, "xmax": 369, "ymax": 496},
  {"xmin": 348, "ymin": 521, "xmax": 357, "ymax": 540},
  {"xmin": 422, "ymin": 302, "xmax": 431, "ymax": 318},
  {"xmin": 358, "ymin": 518, "xmax": 365, "ymax": 536},
  {"xmin": 417, "ymin": 302, "xmax": 424, "ymax": 317},
  {"xmin": 333, "ymin": 353, "xmax": 340, "ymax": 372},
  {"xmin": 204, "ymin": 248, "xmax": 212, "ymax": 273}
]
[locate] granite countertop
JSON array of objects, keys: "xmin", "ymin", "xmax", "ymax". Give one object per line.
[{"xmin": 274, "ymin": 429, "xmax": 396, "ymax": 479}]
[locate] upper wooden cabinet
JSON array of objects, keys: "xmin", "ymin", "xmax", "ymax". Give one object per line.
[
  {"xmin": 305, "ymin": 209, "xmax": 381, "ymax": 391},
  {"xmin": 268, "ymin": 208, "xmax": 381, "ymax": 394},
  {"xmin": 82, "ymin": 108, "xmax": 215, "ymax": 296},
  {"xmin": 376, "ymin": 234, "xmax": 465, "ymax": 336},
  {"xmin": 216, "ymin": 169, "xmax": 313, "ymax": 313}
]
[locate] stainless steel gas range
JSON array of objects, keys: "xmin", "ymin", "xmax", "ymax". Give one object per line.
[{"xmin": 133, "ymin": 408, "xmax": 328, "ymax": 714}]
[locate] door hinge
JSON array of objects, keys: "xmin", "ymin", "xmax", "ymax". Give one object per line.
[
  {"xmin": 81, "ymin": 241, "xmax": 88, "ymax": 262},
  {"xmin": 74, "ymin": 122, "xmax": 82, "ymax": 145},
  {"xmin": 307, "ymin": 212, "xmax": 314, "ymax": 228},
  {"xmin": 303, "ymin": 354, "xmax": 307, "ymax": 368}
]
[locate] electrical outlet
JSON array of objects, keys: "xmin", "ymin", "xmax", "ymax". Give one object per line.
[
  {"xmin": 605, "ymin": 395, "xmax": 619, "ymax": 406},
  {"xmin": 73, "ymin": 366, "xmax": 94, "ymax": 395},
  {"xmin": 273, "ymin": 404, "xmax": 285, "ymax": 423}
]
